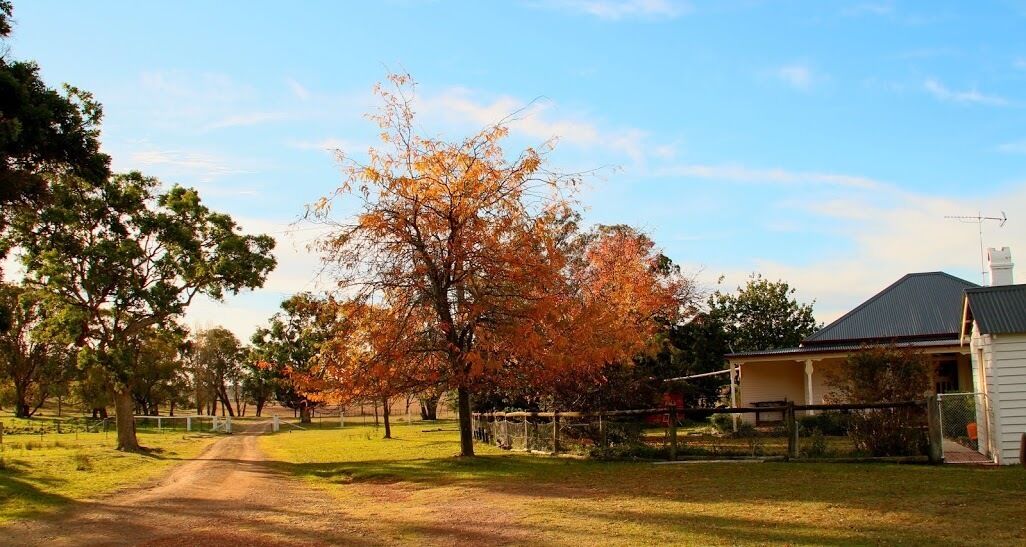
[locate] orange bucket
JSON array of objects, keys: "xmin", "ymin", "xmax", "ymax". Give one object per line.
[{"xmin": 966, "ymin": 422, "xmax": 978, "ymax": 441}]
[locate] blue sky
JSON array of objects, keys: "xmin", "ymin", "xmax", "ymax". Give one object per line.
[{"xmin": 7, "ymin": 0, "xmax": 1026, "ymax": 339}]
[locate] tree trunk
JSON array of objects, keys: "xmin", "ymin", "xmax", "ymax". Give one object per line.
[
  {"xmin": 114, "ymin": 389, "xmax": 142, "ymax": 451},
  {"xmin": 255, "ymin": 398, "xmax": 265, "ymax": 417},
  {"xmin": 299, "ymin": 403, "xmax": 312, "ymax": 424},
  {"xmin": 14, "ymin": 383, "xmax": 29, "ymax": 418},
  {"xmin": 382, "ymin": 396, "xmax": 392, "ymax": 439},
  {"xmin": 420, "ymin": 395, "xmax": 439, "ymax": 420},
  {"xmin": 169, "ymin": 400, "xmax": 175, "ymax": 417},
  {"xmin": 457, "ymin": 386, "xmax": 474, "ymax": 457},
  {"xmin": 373, "ymin": 401, "xmax": 379, "ymax": 426}
]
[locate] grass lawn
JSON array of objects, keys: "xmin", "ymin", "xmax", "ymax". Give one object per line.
[
  {"xmin": 261, "ymin": 420, "xmax": 1026, "ymax": 546},
  {"xmin": 0, "ymin": 428, "xmax": 218, "ymax": 523}
]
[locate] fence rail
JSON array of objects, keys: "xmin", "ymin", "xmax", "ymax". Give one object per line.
[{"xmin": 474, "ymin": 398, "xmax": 942, "ymax": 463}]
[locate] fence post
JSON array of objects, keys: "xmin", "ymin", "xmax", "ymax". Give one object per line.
[
  {"xmin": 186, "ymin": 416, "xmax": 191, "ymax": 432},
  {"xmin": 226, "ymin": 416, "xmax": 232, "ymax": 434},
  {"xmin": 157, "ymin": 417, "xmax": 162, "ymax": 432},
  {"xmin": 599, "ymin": 412, "xmax": 607, "ymax": 449},
  {"xmin": 552, "ymin": 412, "xmax": 560, "ymax": 455},
  {"xmin": 786, "ymin": 401, "xmax": 799, "ymax": 460},
  {"xmin": 504, "ymin": 416, "xmax": 511, "ymax": 448},
  {"xmin": 927, "ymin": 396, "xmax": 943, "ymax": 464},
  {"xmin": 272, "ymin": 415, "xmax": 280, "ymax": 432},
  {"xmin": 524, "ymin": 416, "xmax": 529, "ymax": 451},
  {"xmin": 212, "ymin": 415, "xmax": 218, "ymax": 432},
  {"xmin": 668, "ymin": 406, "xmax": 678, "ymax": 460}
]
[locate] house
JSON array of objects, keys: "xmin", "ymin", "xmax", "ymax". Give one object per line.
[
  {"xmin": 725, "ymin": 247, "xmax": 1024, "ymax": 465},
  {"xmin": 960, "ymin": 248, "xmax": 1026, "ymax": 465}
]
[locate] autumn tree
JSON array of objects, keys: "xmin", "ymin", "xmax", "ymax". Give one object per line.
[
  {"xmin": 309, "ymin": 76, "xmax": 687, "ymax": 455},
  {"xmin": 709, "ymin": 274, "xmax": 818, "ymax": 353},
  {"xmin": 5, "ymin": 173, "xmax": 276, "ymax": 450}
]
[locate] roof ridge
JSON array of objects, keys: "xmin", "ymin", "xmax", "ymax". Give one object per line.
[{"xmin": 804, "ymin": 271, "xmax": 976, "ymax": 343}]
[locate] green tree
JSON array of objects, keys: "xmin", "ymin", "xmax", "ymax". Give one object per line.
[
  {"xmin": 130, "ymin": 326, "xmax": 189, "ymax": 416},
  {"xmin": 710, "ymin": 274, "xmax": 818, "ymax": 353},
  {"xmin": 192, "ymin": 327, "xmax": 244, "ymax": 417},
  {"xmin": 251, "ymin": 294, "xmax": 333, "ymax": 423},
  {"xmin": 0, "ymin": 283, "xmax": 75, "ymax": 417},
  {"xmin": 241, "ymin": 349, "xmax": 276, "ymax": 417},
  {"xmin": 6, "ymin": 173, "xmax": 275, "ymax": 450},
  {"xmin": 0, "ymin": 1, "xmax": 110, "ymax": 331}
]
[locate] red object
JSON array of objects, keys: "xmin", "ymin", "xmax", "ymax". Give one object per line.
[{"xmin": 967, "ymin": 422, "xmax": 978, "ymax": 441}]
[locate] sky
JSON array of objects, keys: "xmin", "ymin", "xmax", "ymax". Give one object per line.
[{"xmin": 6, "ymin": 0, "xmax": 1026, "ymax": 340}]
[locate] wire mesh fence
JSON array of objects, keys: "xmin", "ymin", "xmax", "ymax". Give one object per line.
[
  {"xmin": 793, "ymin": 403, "xmax": 930, "ymax": 460},
  {"xmin": 937, "ymin": 392, "xmax": 993, "ymax": 464},
  {"xmin": 475, "ymin": 399, "xmax": 941, "ymax": 463}
]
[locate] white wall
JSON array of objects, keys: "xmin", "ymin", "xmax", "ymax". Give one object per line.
[{"xmin": 971, "ymin": 328, "xmax": 1026, "ymax": 465}]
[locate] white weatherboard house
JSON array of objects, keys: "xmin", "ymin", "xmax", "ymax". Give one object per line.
[
  {"xmin": 727, "ymin": 247, "xmax": 1025, "ymax": 465},
  {"xmin": 961, "ymin": 247, "xmax": 1026, "ymax": 465}
]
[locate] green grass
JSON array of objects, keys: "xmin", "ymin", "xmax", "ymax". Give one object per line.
[
  {"xmin": 0, "ymin": 430, "xmax": 218, "ymax": 523},
  {"xmin": 261, "ymin": 420, "xmax": 1026, "ymax": 546}
]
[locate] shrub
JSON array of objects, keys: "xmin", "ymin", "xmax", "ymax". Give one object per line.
[
  {"xmin": 827, "ymin": 345, "xmax": 932, "ymax": 457},
  {"xmin": 801, "ymin": 429, "xmax": 829, "ymax": 458},
  {"xmin": 710, "ymin": 413, "xmax": 734, "ymax": 434},
  {"xmin": 798, "ymin": 412, "xmax": 850, "ymax": 436}
]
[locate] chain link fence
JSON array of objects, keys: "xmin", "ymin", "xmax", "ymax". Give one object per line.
[{"xmin": 475, "ymin": 399, "xmax": 941, "ymax": 463}]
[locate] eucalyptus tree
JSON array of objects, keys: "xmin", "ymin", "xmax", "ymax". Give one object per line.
[{"xmin": 6, "ymin": 173, "xmax": 275, "ymax": 450}]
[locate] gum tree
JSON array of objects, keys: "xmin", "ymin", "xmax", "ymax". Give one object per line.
[{"xmin": 7, "ymin": 173, "xmax": 275, "ymax": 450}]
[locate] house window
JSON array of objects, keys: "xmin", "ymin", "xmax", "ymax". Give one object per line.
[{"xmin": 935, "ymin": 359, "xmax": 958, "ymax": 393}]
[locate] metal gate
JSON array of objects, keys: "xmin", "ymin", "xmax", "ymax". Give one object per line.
[{"xmin": 937, "ymin": 392, "xmax": 993, "ymax": 464}]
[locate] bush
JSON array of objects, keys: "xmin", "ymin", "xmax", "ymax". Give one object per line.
[
  {"xmin": 801, "ymin": 429, "xmax": 829, "ymax": 458},
  {"xmin": 798, "ymin": 412, "xmax": 850, "ymax": 436},
  {"xmin": 710, "ymin": 413, "xmax": 734, "ymax": 434},
  {"xmin": 73, "ymin": 452, "xmax": 93, "ymax": 471},
  {"xmin": 827, "ymin": 345, "xmax": 932, "ymax": 457}
]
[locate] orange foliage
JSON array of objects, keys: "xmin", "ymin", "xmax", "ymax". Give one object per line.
[{"xmin": 307, "ymin": 74, "xmax": 691, "ymax": 454}]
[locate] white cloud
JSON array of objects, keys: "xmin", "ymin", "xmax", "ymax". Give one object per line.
[
  {"xmin": 842, "ymin": 2, "xmax": 894, "ymax": 16},
  {"xmin": 534, "ymin": 0, "xmax": 690, "ymax": 19},
  {"xmin": 923, "ymin": 78, "xmax": 1008, "ymax": 106},
  {"xmin": 422, "ymin": 87, "xmax": 653, "ymax": 165},
  {"xmin": 126, "ymin": 149, "xmax": 248, "ymax": 177},
  {"xmin": 657, "ymin": 163, "xmax": 886, "ymax": 190},
  {"xmin": 998, "ymin": 140, "xmax": 1026, "ymax": 154},
  {"xmin": 202, "ymin": 112, "xmax": 292, "ymax": 132},
  {"xmin": 774, "ymin": 64, "xmax": 815, "ymax": 91},
  {"xmin": 708, "ymin": 182, "xmax": 1026, "ymax": 325},
  {"xmin": 287, "ymin": 78, "xmax": 311, "ymax": 100}
]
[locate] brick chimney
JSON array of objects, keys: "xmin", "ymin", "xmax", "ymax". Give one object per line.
[{"xmin": 988, "ymin": 247, "xmax": 1014, "ymax": 286}]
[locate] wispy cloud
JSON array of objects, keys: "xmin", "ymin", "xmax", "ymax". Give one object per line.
[
  {"xmin": 842, "ymin": 2, "xmax": 894, "ymax": 17},
  {"xmin": 923, "ymin": 78, "xmax": 1008, "ymax": 106},
  {"xmin": 287, "ymin": 78, "xmax": 311, "ymax": 100},
  {"xmin": 202, "ymin": 112, "xmax": 292, "ymax": 132},
  {"xmin": 657, "ymin": 163, "xmax": 886, "ymax": 190},
  {"xmin": 127, "ymin": 149, "xmax": 251, "ymax": 180},
  {"xmin": 998, "ymin": 140, "xmax": 1026, "ymax": 154},
  {"xmin": 774, "ymin": 64, "xmax": 815, "ymax": 91},
  {"xmin": 423, "ymin": 87, "xmax": 654, "ymax": 164},
  {"xmin": 531, "ymin": 0, "xmax": 689, "ymax": 20}
]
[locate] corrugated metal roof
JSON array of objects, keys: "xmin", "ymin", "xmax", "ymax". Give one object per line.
[
  {"xmin": 803, "ymin": 272, "xmax": 977, "ymax": 345},
  {"xmin": 726, "ymin": 338, "xmax": 961, "ymax": 359},
  {"xmin": 965, "ymin": 284, "xmax": 1026, "ymax": 335}
]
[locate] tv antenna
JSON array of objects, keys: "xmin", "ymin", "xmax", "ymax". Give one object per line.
[{"xmin": 944, "ymin": 211, "xmax": 1007, "ymax": 284}]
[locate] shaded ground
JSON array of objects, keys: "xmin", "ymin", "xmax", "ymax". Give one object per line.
[
  {"xmin": 0, "ymin": 422, "xmax": 361, "ymax": 546},
  {"xmin": 4, "ymin": 420, "xmax": 1025, "ymax": 545}
]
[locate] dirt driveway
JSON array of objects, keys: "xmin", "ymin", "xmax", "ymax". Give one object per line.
[{"xmin": 0, "ymin": 422, "xmax": 368, "ymax": 546}]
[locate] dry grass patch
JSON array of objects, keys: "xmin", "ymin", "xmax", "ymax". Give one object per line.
[{"xmin": 261, "ymin": 420, "xmax": 1026, "ymax": 546}]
